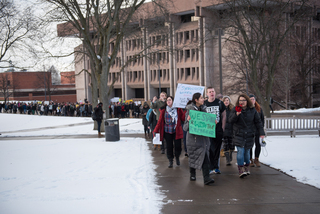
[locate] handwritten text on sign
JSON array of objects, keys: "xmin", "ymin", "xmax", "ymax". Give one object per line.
[
  {"xmin": 173, "ymin": 83, "xmax": 205, "ymax": 108},
  {"xmin": 189, "ymin": 110, "xmax": 216, "ymax": 138}
]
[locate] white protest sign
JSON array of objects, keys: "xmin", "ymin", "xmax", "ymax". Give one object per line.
[{"xmin": 173, "ymin": 83, "xmax": 205, "ymax": 108}]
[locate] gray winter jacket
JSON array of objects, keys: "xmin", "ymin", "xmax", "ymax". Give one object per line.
[{"xmin": 183, "ymin": 103, "xmax": 211, "ymax": 170}]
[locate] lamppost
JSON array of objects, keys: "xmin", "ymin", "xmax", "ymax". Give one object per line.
[{"xmin": 157, "ymin": 52, "xmax": 161, "ymax": 95}]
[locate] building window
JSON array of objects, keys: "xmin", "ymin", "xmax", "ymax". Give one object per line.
[
  {"xmin": 134, "ymin": 71, "xmax": 137, "ymax": 81},
  {"xmin": 186, "ymin": 68, "xmax": 191, "ymax": 78},
  {"xmin": 191, "ymin": 30, "xmax": 194, "ymax": 41},
  {"xmin": 185, "ymin": 31, "xmax": 190, "ymax": 41},
  {"xmin": 177, "ymin": 68, "xmax": 180, "ymax": 80},
  {"xmin": 185, "ymin": 50, "xmax": 190, "ymax": 61}
]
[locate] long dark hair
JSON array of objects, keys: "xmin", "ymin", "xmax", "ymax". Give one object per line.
[
  {"xmin": 235, "ymin": 94, "xmax": 254, "ymax": 108},
  {"xmin": 162, "ymin": 96, "xmax": 174, "ymax": 109},
  {"xmin": 191, "ymin": 92, "xmax": 202, "ymax": 104}
]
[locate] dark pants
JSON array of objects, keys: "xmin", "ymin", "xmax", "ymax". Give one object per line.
[
  {"xmin": 250, "ymin": 134, "xmax": 261, "ymax": 159},
  {"xmin": 164, "ymin": 132, "xmax": 181, "ymax": 161},
  {"xmin": 181, "ymin": 122, "xmax": 187, "ymax": 153},
  {"xmin": 190, "ymin": 153, "xmax": 211, "ymax": 183},
  {"xmin": 223, "ymin": 137, "xmax": 234, "ymax": 151},
  {"xmin": 97, "ymin": 120, "xmax": 102, "ymax": 132},
  {"xmin": 209, "ymin": 132, "xmax": 223, "ymax": 170},
  {"xmin": 144, "ymin": 125, "xmax": 150, "ymax": 134}
]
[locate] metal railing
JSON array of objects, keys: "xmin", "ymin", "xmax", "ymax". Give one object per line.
[{"xmin": 264, "ymin": 116, "xmax": 320, "ymax": 137}]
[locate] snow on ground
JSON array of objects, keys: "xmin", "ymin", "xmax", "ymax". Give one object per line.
[
  {"xmin": 273, "ymin": 107, "xmax": 320, "ymax": 113},
  {"xmin": 259, "ymin": 135, "xmax": 320, "ymax": 188},
  {"xmin": 0, "ymin": 113, "xmax": 320, "ymax": 213},
  {"xmin": 0, "ymin": 114, "xmax": 162, "ymax": 214},
  {"xmin": 0, "ymin": 113, "xmax": 144, "ymax": 136}
]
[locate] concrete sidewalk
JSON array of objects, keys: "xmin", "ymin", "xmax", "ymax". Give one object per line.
[{"xmin": 148, "ymin": 142, "xmax": 320, "ymax": 214}]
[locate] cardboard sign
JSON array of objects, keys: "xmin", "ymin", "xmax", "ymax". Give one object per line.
[
  {"xmin": 189, "ymin": 110, "xmax": 216, "ymax": 138},
  {"xmin": 173, "ymin": 83, "xmax": 205, "ymax": 108}
]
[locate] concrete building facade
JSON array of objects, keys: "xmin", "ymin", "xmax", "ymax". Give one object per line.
[{"xmin": 61, "ymin": 0, "xmax": 320, "ymax": 107}]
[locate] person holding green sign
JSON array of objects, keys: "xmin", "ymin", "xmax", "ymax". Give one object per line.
[{"xmin": 183, "ymin": 93, "xmax": 215, "ymax": 186}]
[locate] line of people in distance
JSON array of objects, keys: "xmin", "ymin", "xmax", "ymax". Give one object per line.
[{"xmin": 150, "ymin": 87, "xmax": 265, "ymax": 186}]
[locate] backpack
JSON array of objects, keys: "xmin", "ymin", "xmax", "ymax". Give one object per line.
[
  {"xmin": 146, "ymin": 108, "xmax": 153, "ymax": 121},
  {"xmin": 92, "ymin": 110, "xmax": 97, "ymax": 120}
]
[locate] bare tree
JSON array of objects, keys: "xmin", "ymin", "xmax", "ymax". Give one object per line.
[
  {"xmin": 0, "ymin": 72, "xmax": 14, "ymax": 103},
  {"xmin": 208, "ymin": 0, "xmax": 309, "ymax": 117},
  {"xmin": 44, "ymin": 0, "xmax": 173, "ymax": 118},
  {"xmin": 0, "ymin": 0, "xmax": 40, "ymax": 70},
  {"xmin": 35, "ymin": 66, "xmax": 59, "ymax": 101}
]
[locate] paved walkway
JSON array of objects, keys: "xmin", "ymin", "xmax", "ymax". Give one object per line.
[{"xmin": 147, "ymin": 140, "xmax": 320, "ymax": 214}]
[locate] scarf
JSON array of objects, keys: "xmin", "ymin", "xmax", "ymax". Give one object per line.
[{"xmin": 166, "ymin": 105, "xmax": 178, "ymax": 123}]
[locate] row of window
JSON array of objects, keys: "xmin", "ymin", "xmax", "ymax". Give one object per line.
[
  {"xmin": 107, "ymin": 67, "xmax": 200, "ymax": 84},
  {"xmin": 176, "ymin": 49, "xmax": 199, "ymax": 63}
]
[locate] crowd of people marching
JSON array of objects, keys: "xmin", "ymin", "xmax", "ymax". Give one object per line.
[
  {"xmin": 147, "ymin": 87, "xmax": 265, "ymax": 186},
  {"xmin": 1, "ymin": 87, "xmax": 265, "ymax": 186},
  {"xmin": 0, "ymin": 101, "xmax": 145, "ymax": 118}
]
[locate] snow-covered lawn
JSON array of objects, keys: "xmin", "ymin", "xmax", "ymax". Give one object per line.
[{"xmin": 0, "ymin": 112, "xmax": 319, "ymax": 213}]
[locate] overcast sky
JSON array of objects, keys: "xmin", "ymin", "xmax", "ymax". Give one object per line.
[{"xmin": 1, "ymin": 0, "xmax": 81, "ymax": 73}]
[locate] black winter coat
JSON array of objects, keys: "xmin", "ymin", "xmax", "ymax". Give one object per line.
[
  {"xmin": 148, "ymin": 109, "xmax": 157, "ymax": 130},
  {"xmin": 141, "ymin": 106, "xmax": 150, "ymax": 126},
  {"xmin": 223, "ymin": 107, "xmax": 233, "ymax": 137},
  {"xmin": 183, "ymin": 104, "xmax": 211, "ymax": 170},
  {"xmin": 94, "ymin": 106, "xmax": 104, "ymax": 122},
  {"xmin": 229, "ymin": 107, "xmax": 265, "ymax": 149}
]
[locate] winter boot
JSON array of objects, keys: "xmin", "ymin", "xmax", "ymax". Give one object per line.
[
  {"xmin": 238, "ymin": 166, "xmax": 247, "ymax": 178},
  {"xmin": 220, "ymin": 149, "xmax": 225, "ymax": 157},
  {"xmin": 202, "ymin": 162, "xmax": 214, "ymax": 185},
  {"xmin": 98, "ymin": 132, "xmax": 102, "ymax": 138},
  {"xmin": 224, "ymin": 151, "xmax": 231, "ymax": 166},
  {"xmin": 190, "ymin": 168, "xmax": 196, "ymax": 181},
  {"xmin": 254, "ymin": 158, "xmax": 261, "ymax": 167},
  {"xmin": 249, "ymin": 159, "xmax": 255, "ymax": 167},
  {"xmin": 244, "ymin": 164, "xmax": 250, "ymax": 175},
  {"xmin": 168, "ymin": 160, "xmax": 173, "ymax": 168},
  {"xmin": 230, "ymin": 150, "xmax": 234, "ymax": 162},
  {"xmin": 176, "ymin": 157, "xmax": 180, "ymax": 166}
]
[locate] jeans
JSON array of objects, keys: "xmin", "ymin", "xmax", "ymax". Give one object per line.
[
  {"xmin": 236, "ymin": 146, "xmax": 250, "ymax": 166},
  {"xmin": 97, "ymin": 120, "xmax": 102, "ymax": 132}
]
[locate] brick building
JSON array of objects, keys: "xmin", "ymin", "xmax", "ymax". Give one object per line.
[{"xmin": 0, "ymin": 71, "xmax": 76, "ymax": 103}]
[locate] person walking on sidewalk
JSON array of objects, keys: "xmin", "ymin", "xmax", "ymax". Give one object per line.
[
  {"xmin": 249, "ymin": 94, "xmax": 265, "ymax": 167},
  {"xmin": 184, "ymin": 93, "xmax": 215, "ymax": 186},
  {"xmin": 204, "ymin": 87, "xmax": 226, "ymax": 174},
  {"xmin": 94, "ymin": 102, "xmax": 104, "ymax": 138},
  {"xmin": 153, "ymin": 96, "xmax": 185, "ymax": 168},
  {"xmin": 151, "ymin": 92, "xmax": 167, "ymax": 154},
  {"xmin": 141, "ymin": 102, "xmax": 150, "ymax": 138},
  {"xmin": 229, "ymin": 94, "xmax": 265, "ymax": 178},
  {"xmin": 222, "ymin": 96, "xmax": 235, "ymax": 166}
]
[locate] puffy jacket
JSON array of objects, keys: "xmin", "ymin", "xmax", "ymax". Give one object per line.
[
  {"xmin": 229, "ymin": 107, "xmax": 265, "ymax": 149},
  {"xmin": 223, "ymin": 107, "xmax": 233, "ymax": 137},
  {"xmin": 183, "ymin": 103, "xmax": 211, "ymax": 170}
]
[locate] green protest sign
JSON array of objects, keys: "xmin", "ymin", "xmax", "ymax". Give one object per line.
[{"xmin": 189, "ymin": 110, "xmax": 216, "ymax": 138}]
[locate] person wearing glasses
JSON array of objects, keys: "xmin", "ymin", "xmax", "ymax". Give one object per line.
[{"xmin": 229, "ymin": 94, "xmax": 265, "ymax": 178}]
